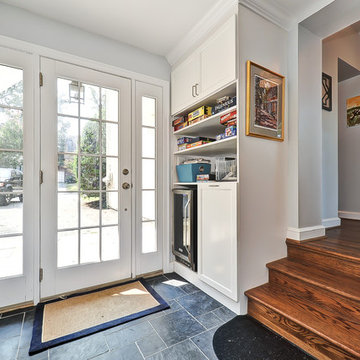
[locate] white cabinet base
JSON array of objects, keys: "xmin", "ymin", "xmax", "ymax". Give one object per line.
[{"xmin": 197, "ymin": 182, "xmax": 238, "ymax": 301}]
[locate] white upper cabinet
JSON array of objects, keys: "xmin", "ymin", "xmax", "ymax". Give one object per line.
[
  {"xmin": 200, "ymin": 16, "xmax": 236, "ymax": 97},
  {"xmin": 171, "ymin": 54, "xmax": 200, "ymax": 115},
  {"xmin": 171, "ymin": 15, "xmax": 236, "ymax": 115}
]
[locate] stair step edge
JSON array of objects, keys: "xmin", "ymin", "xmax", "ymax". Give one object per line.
[
  {"xmin": 267, "ymin": 260, "xmax": 360, "ymax": 302},
  {"xmin": 246, "ymin": 286, "xmax": 360, "ymax": 358}
]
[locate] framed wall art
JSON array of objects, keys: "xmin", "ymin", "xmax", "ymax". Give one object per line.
[
  {"xmin": 322, "ymin": 72, "xmax": 332, "ymax": 111},
  {"xmin": 246, "ymin": 61, "xmax": 285, "ymax": 141},
  {"xmin": 346, "ymin": 95, "xmax": 360, "ymax": 127}
]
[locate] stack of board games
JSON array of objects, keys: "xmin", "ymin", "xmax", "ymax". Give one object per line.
[
  {"xmin": 177, "ymin": 136, "xmax": 215, "ymax": 151},
  {"xmin": 216, "ymin": 109, "xmax": 237, "ymax": 141},
  {"xmin": 212, "ymin": 96, "xmax": 236, "ymax": 115},
  {"xmin": 172, "ymin": 116, "xmax": 188, "ymax": 132}
]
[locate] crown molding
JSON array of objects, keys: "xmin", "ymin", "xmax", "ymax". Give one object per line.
[
  {"xmin": 166, "ymin": 0, "xmax": 237, "ymax": 67},
  {"xmin": 238, "ymin": 0, "xmax": 295, "ymax": 31}
]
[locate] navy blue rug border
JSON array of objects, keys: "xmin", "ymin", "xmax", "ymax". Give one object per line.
[{"xmin": 29, "ymin": 278, "xmax": 169, "ymax": 356}]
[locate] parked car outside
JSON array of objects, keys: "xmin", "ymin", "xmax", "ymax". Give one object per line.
[{"xmin": 0, "ymin": 168, "xmax": 23, "ymax": 206}]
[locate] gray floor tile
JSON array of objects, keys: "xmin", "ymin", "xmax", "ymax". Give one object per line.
[
  {"xmin": 191, "ymin": 327, "xmax": 219, "ymax": 360},
  {"xmin": 150, "ymin": 309, "xmax": 205, "ymax": 347},
  {"xmin": 163, "ymin": 273, "xmax": 200, "ymax": 295},
  {"xmin": 49, "ymin": 333, "xmax": 108, "ymax": 360},
  {"xmin": 91, "ymin": 343, "xmax": 142, "ymax": 360},
  {"xmin": 145, "ymin": 278, "xmax": 186, "ymax": 302},
  {"xmin": 196, "ymin": 312, "xmax": 223, "ymax": 329},
  {"xmin": 17, "ymin": 346, "xmax": 48, "ymax": 360},
  {"xmin": 0, "ymin": 313, "xmax": 23, "ymax": 340},
  {"xmin": 136, "ymin": 332, "xmax": 166, "ymax": 357},
  {"xmin": 19, "ymin": 311, "xmax": 35, "ymax": 349},
  {"xmin": 146, "ymin": 339, "xmax": 207, "ymax": 360},
  {"xmin": 0, "ymin": 336, "xmax": 20, "ymax": 360},
  {"xmin": 105, "ymin": 320, "xmax": 154, "ymax": 350},
  {"xmin": 177, "ymin": 291, "xmax": 222, "ymax": 317},
  {"xmin": 162, "ymin": 300, "xmax": 182, "ymax": 315},
  {"xmin": 212, "ymin": 306, "xmax": 237, "ymax": 322}
]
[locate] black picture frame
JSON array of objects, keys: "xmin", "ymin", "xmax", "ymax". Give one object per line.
[{"xmin": 322, "ymin": 72, "xmax": 332, "ymax": 111}]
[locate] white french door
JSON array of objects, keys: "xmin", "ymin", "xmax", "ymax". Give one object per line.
[
  {"xmin": 0, "ymin": 48, "xmax": 35, "ymax": 307},
  {"xmin": 40, "ymin": 59, "xmax": 132, "ymax": 298}
]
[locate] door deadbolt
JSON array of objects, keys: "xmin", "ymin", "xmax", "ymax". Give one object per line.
[
  {"xmin": 122, "ymin": 182, "xmax": 130, "ymax": 190},
  {"xmin": 122, "ymin": 168, "xmax": 129, "ymax": 175}
]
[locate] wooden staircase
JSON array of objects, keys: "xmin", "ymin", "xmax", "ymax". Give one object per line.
[{"xmin": 245, "ymin": 238, "xmax": 360, "ymax": 360}]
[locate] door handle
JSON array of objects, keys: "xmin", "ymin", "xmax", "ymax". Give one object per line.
[
  {"xmin": 192, "ymin": 85, "xmax": 196, "ymax": 97},
  {"xmin": 195, "ymin": 83, "xmax": 199, "ymax": 96},
  {"xmin": 122, "ymin": 182, "xmax": 130, "ymax": 190}
]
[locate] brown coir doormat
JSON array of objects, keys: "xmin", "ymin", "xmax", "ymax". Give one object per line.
[{"xmin": 29, "ymin": 278, "xmax": 169, "ymax": 355}]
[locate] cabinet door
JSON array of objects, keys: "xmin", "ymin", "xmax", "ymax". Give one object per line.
[
  {"xmin": 171, "ymin": 54, "xmax": 200, "ymax": 115},
  {"xmin": 198, "ymin": 182, "xmax": 237, "ymax": 300},
  {"xmin": 200, "ymin": 15, "xmax": 236, "ymax": 98}
]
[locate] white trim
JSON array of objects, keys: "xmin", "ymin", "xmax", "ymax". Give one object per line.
[
  {"xmin": 322, "ymin": 217, "xmax": 341, "ymax": 228},
  {"xmin": 238, "ymin": 0, "xmax": 294, "ymax": 31},
  {"xmin": 166, "ymin": 0, "xmax": 237, "ymax": 66},
  {"xmin": 338, "ymin": 211, "xmax": 360, "ymax": 220},
  {"xmin": 174, "ymin": 262, "xmax": 240, "ymax": 314},
  {"xmin": 0, "ymin": 35, "xmax": 169, "ymax": 88},
  {"xmin": 287, "ymin": 225, "xmax": 325, "ymax": 241}
]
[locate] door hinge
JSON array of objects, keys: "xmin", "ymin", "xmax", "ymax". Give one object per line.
[
  {"xmin": 39, "ymin": 72, "xmax": 43, "ymax": 87},
  {"xmin": 39, "ymin": 268, "xmax": 44, "ymax": 282},
  {"xmin": 40, "ymin": 170, "xmax": 44, "ymax": 185}
]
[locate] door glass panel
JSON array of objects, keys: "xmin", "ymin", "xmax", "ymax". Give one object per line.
[
  {"xmin": 101, "ymin": 88, "xmax": 118, "ymax": 122},
  {"xmin": 102, "ymin": 226, "xmax": 119, "ymax": 261},
  {"xmin": 57, "ymin": 78, "xmax": 78, "ymax": 116},
  {"xmin": 57, "ymin": 79, "xmax": 121, "ymax": 268},
  {"xmin": 80, "ymin": 228, "xmax": 100, "ymax": 263},
  {"xmin": 102, "ymin": 122, "xmax": 118, "ymax": 156},
  {"xmin": 58, "ymin": 193, "xmax": 78, "ymax": 229},
  {"xmin": 141, "ymin": 96, "xmax": 157, "ymax": 253},
  {"xmin": 102, "ymin": 157, "xmax": 118, "ymax": 191},
  {"xmin": 80, "ymin": 84, "xmax": 100, "ymax": 119},
  {"xmin": 142, "ymin": 127, "xmax": 155, "ymax": 158},
  {"xmin": 80, "ymin": 119, "xmax": 99, "ymax": 154},
  {"xmin": 58, "ymin": 154, "xmax": 78, "ymax": 191},
  {"xmin": 80, "ymin": 192, "xmax": 100, "ymax": 227},
  {"xmin": 142, "ymin": 191, "xmax": 155, "ymax": 221},
  {"xmin": 57, "ymin": 230, "xmax": 78, "ymax": 267},
  {"xmin": 142, "ymin": 97, "xmax": 156, "ymax": 127},
  {"xmin": 142, "ymin": 222, "xmax": 156, "ymax": 254},
  {"xmin": 0, "ymin": 64, "xmax": 24, "ymax": 278},
  {"xmin": 102, "ymin": 192, "xmax": 118, "ymax": 225},
  {"xmin": 142, "ymin": 159, "xmax": 155, "ymax": 190},
  {"xmin": 58, "ymin": 116, "xmax": 78, "ymax": 153}
]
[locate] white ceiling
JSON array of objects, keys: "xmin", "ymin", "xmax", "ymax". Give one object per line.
[{"xmin": 0, "ymin": 0, "xmax": 220, "ymax": 56}]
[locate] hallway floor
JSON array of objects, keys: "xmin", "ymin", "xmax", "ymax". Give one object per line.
[{"xmin": 0, "ymin": 273, "xmax": 236, "ymax": 360}]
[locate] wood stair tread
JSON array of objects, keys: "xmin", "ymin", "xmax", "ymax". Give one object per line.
[
  {"xmin": 267, "ymin": 258, "xmax": 360, "ymax": 302},
  {"xmin": 287, "ymin": 238, "xmax": 360, "ymax": 263},
  {"xmin": 245, "ymin": 283, "xmax": 360, "ymax": 358}
]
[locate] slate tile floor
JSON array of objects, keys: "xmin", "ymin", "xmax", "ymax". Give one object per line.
[{"xmin": 0, "ymin": 273, "xmax": 236, "ymax": 360}]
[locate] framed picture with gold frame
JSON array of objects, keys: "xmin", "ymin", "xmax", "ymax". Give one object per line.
[{"xmin": 246, "ymin": 61, "xmax": 285, "ymax": 141}]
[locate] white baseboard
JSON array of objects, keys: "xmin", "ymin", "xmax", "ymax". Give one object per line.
[
  {"xmin": 338, "ymin": 211, "xmax": 360, "ymax": 220},
  {"xmin": 287, "ymin": 225, "xmax": 325, "ymax": 241},
  {"xmin": 173, "ymin": 262, "xmax": 240, "ymax": 315},
  {"xmin": 322, "ymin": 217, "xmax": 341, "ymax": 228}
]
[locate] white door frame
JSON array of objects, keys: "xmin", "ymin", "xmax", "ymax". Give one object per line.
[
  {"xmin": 0, "ymin": 35, "xmax": 171, "ymax": 307},
  {"xmin": 0, "ymin": 46, "xmax": 36, "ymax": 308}
]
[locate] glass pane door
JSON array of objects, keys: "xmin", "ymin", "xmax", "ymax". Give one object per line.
[
  {"xmin": 0, "ymin": 65, "xmax": 24, "ymax": 279},
  {"xmin": 40, "ymin": 59, "xmax": 131, "ymax": 298},
  {"xmin": 0, "ymin": 48, "xmax": 35, "ymax": 308},
  {"xmin": 56, "ymin": 79, "xmax": 120, "ymax": 267}
]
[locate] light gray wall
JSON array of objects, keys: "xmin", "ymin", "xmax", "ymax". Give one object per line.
[
  {"xmin": 298, "ymin": 25, "xmax": 322, "ymax": 227},
  {"xmin": 322, "ymin": 28, "xmax": 360, "ymax": 221},
  {"xmin": 238, "ymin": 5, "xmax": 288, "ymax": 313},
  {"xmin": 338, "ymin": 75, "xmax": 360, "ymax": 213},
  {"xmin": 0, "ymin": 3, "xmax": 170, "ymax": 81}
]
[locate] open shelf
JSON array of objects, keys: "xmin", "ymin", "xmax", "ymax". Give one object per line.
[
  {"xmin": 174, "ymin": 136, "xmax": 237, "ymax": 156},
  {"xmin": 173, "ymin": 105, "xmax": 236, "ymax": 137}
]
